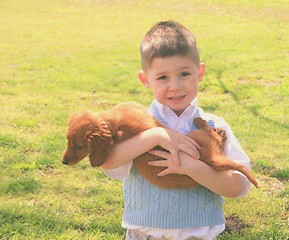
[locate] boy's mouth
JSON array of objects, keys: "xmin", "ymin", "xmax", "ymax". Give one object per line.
[{"xmin": 167, "ymin": 95, "xmax": 186, "ymax": 100}]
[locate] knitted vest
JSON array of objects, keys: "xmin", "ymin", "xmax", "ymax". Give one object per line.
[{"xmin": 123, "ymin": 103, "xmax": 225, "ymax": 228}]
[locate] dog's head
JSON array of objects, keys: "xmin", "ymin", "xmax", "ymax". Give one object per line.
[{"xmin": 62, "ymin": 110, "xmax": 116, "ymax": 167}]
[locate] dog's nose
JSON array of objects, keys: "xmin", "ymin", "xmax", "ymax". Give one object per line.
[{"xmin": 62, "ymin": 157, "xmax": 69, "ymax": 165}]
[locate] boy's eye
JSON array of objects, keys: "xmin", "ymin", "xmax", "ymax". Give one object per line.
[
  {"xmin": 157, "ymin": 75, "xmax": 168, "ymax": 80},
  {"xmin": 180, "ymin": 72, "xmax": 190, "ymax": 77}
]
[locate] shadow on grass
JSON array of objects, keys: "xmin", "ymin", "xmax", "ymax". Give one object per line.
[
  {"xmin": 0, "ymin": 206, "xmax": 81, "ymax": 238},
  {"xmin": 215, "ymin": 73, "xmax": 289, "ymax": 182},
  {"xmin": 216, "ymin": 74, "xmax": 289, "ymax": 130},
  {"xmin": 0, "ymin": 204, "xmax": 124, "ymax": 239},
  {"xmin": 254, "ymin": 160, "xmax": 289, "ymax": 182}
]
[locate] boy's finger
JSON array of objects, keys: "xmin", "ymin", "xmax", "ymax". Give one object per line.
[
  {"xmin": 157, "ymin": 168, "xmax": 172, "ymax": 177},
  {"xmin": 185, "ymin": 137, "xmax": 201, "ymax": 150},
  {"xmin": 179, "ymin": 144, "xmax": 200, "ymax": 159},
  {"xmin": 148, "ymin": 160, "xmax": 168, "ymax": 167},
  {"xmin": 149, "ymin": 150, "xmax": 169, "ymax": 158},
  {"xmin": 171, "ymin": 151, "xmax": 181, "ymax": 167}
]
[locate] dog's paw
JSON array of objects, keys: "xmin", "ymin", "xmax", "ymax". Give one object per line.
[
  {"xmin": 193, "ymin": 117, "xmax": 206, "ymax": 128},
  {"xmin": 214, "ymin": 128, "xmax": 226, "ymax": 138},
  {"xmin": 214, "ymin": 128, "xmax": 227, "ymax": 150}
]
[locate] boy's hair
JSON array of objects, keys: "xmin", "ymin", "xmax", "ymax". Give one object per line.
[{"xmin": 140, "ymin": 21, "xmax": 200, "ymax": 72}]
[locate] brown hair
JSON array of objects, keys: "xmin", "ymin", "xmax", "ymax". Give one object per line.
[{"xmin": 140, "ymin": 21, "xmax": 200, "ymax": 72}]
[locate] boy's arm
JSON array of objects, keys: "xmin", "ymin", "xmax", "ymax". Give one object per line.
[
  {"xmin": 101, "ymin": 127, "xmax": 200, "ymax": 170},
  {"xmin": 180, "ymin": 154, "xmax": 247, "ymax": 198},
  {"xmin": 148, "ymin": 150, "xmax": 246, "ymax": 198},
  {"xmin": 148, "ymin": 118, "xmax": 252, "ymax": 198},
  {"xmin": 101, "ymin": 128, "xmax": 160, "ymax": 170}
]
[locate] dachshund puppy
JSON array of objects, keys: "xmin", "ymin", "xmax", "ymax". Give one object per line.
[{"xmin": 62, "ymin": 102, "xmax": 259, "ymax": 189}]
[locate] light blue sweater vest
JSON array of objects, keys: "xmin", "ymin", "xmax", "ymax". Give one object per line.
[{"xmin": 123, "ymin": 103, "xmax": 225, "ymax": 228}]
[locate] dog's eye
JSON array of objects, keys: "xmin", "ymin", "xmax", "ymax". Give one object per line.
[{"xmin": 74, "ymin": 145, "xmax": 83, "ymax": 151}]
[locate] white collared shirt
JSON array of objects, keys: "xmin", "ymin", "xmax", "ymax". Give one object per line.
[{"xmin": 153, "ymin": 98, "xmax": 199, "ymax": 134}]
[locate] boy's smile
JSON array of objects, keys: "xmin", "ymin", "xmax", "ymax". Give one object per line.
[{"xmin": 139, "ymin": 55, "xmax": 205, "ymax": 116}]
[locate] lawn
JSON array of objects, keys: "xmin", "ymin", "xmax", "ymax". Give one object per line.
[{"xmin": 0, "ymin": 0, "xmax": 288, "ymax": 239}]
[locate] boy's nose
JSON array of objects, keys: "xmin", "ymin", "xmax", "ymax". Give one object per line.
[{"xmin": 169, "ymin": 77, "xmax": 182, "ymax": 90}]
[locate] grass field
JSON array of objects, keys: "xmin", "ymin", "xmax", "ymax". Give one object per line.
[{"xmin": 0, "ymin": 0, "xmax": 289, "ymax": 239}]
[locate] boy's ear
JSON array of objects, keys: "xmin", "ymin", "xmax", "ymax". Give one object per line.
[
  {"xmin": 138, "ymin": 71, "xmax": 150, "ymax": 88},
  {"xmin": 198, "ymin": 63, "xmax": 206, "ymax": 82}
]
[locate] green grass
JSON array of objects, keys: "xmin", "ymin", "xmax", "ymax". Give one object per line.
[{"xmin": 1, "ymin": 0, "xmax": 289, "ymax": 239}]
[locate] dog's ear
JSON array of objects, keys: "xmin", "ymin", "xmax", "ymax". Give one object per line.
[{"xmin": 86, "ymin": 123, "xmax": 115, "ymax": 167}]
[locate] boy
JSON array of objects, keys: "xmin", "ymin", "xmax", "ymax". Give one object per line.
[{"xmin": 101, "ymin": 21, "xmax": 251, "ymax": 240}]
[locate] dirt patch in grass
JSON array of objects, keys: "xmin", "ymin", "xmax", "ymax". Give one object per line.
[{"xmin": 224, "ymin": 214, "xmax": 249, "ymax": 234}]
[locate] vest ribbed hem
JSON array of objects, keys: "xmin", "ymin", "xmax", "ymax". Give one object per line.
[{"xmin": 123, "ymin": 209, "xmax": 225, "ymax": 229}]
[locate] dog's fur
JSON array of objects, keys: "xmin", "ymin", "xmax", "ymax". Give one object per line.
[{"xmin": 62, "ymin": 102, "xmax": 259, "ymax": 188}]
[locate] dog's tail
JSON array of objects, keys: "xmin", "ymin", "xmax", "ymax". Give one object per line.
[{"xmin": 210, "ymin": 156, "xmax": 259, "ymax": 188}]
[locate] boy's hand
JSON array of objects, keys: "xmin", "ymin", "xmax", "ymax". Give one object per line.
[
  {"xmin": 151, "ymin": 127, "xmax": 201, "ymax": 168},
  {"xmin": 148, "ymin": 150, "xmax": 197, "ymax": 176}
]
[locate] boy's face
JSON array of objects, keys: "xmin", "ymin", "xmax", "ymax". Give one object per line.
[{"xmin": 139, "ymin": 55, "xmax": 205, "ymax": 116}]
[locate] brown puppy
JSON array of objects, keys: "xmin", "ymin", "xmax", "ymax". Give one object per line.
[{"xmin": 62, "ymin": 102, "xmax": 259, "ymax": 188}]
